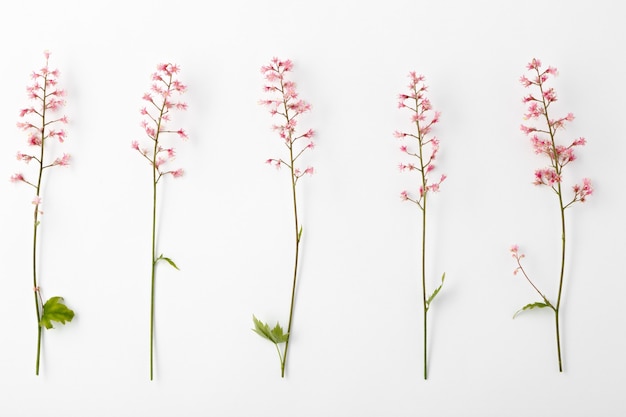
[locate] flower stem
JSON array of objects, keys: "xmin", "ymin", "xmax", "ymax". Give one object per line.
[
  {"xmin": 540, "ymin": 70, "xmax": 566, "ymax": 372},
  {"xmin": 148, "ymin": 72, "xmax": 171, "ymax": 380},
  {"xmin": 414, "ymin": 92, "xmax": 430, "ymax": 380},
  {"xmin": 32, "ymin": 72, "xmax": 49, "ymax": 376},
  {"xmin": 422, "ymin": 199, "xmax": 428, "ymax": 380},
  {"xmin": 554, "ymin": 185, "xmax": 566, "ymax": 372},
  {"xmin": 150, "ymin": 162, "xmax": 157, "ymax": 381},
  {"xmin": 282, "ymin": 127, "xmax": 301, "ymax": 379}
]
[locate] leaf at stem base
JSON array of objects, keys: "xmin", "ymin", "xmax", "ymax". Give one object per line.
[
  {"xmin": 252, "ymin": 315, "xmax": 289, "ymax": 344},
  {"xmin": 39, "ymin": 296, "xmax": 75, "ymax": 329}
]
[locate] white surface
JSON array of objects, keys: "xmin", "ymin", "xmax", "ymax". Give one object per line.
[{"xmin": 0, "ymin": 1, "xmax": 624, "ymax": 416}]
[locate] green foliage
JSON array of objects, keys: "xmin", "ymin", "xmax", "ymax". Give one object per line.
[
  {"xmin": 513, "ymin": 301, "xmax": 552, "ymax": 319},
  {"xmin": 155, "ymin": 254, "xmax": 179, "ymax": 270},
  {"xmin": 39, "ymin": 297, "xmax": 75, "ymax": 329},
  {"xmin": 252, "ymin": 315, "xmax": 289, "ymax": 344},
  {"xmin": 425, "ymin": 272, "xmax": 446, "ymax": 311}
]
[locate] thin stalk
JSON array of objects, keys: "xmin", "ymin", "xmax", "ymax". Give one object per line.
[
  {"xmin": 149, "ymin": 154, "xmax": 157, "ymax": 381},
  {"xmin": 421, "ymin": 195, "xmax": 428, "ymax": 380},
  {"xmin": 539, "ymin": 72, "xmax": 566, "ymax": 372},
  {"xmin": 149, "ymin": 75, "xmax": 169, "ymax": 381},
  {"xmin": 32, "ymin": 72, "xmax": 49, "ymax": 376},
  {"xmin": 554, "ymin": 185, "xmax": 566, "ymax": 372},
  {"xmin": 413, "ymin": 92, "xmax": 430, "ymax": 380},
  {"xmin": 281, "ymin": 83, "xmax": 300, "ymax": 379}
]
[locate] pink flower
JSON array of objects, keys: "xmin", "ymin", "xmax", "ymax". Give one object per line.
[
  {"xmin": 526, "ymin": 58, "xmax": 541, "ymax": 70},
  {"xmin": 170, "ymin": 169, "xmax": 184, "ymax": 178},
  {"xmin": 176, "ymin": 129, "xmax": 188, "ymax": 140},
  {"xmin": 400, "ymin": 190, "xmax": 409, "ymax": 201},
  {"xmin": 32, "ymin": 196, "xmax": 42, "ymax": 205},
  {"xmin": 17, "ymin": 152, "xmax": 33, "ymax": 163},
  {"xmin": 53, "ymin": 153, "xmax": 71, "ymax": 166},
  {"xmin": 572, "ymin": 178, "xmax": 593, "ymax": 202},
  {"xmin": 534, "ymin": 168, "xmax": 561, "ymax": 186},
  {"xmin": 11, "ymin": 173, "xmax": 25, "ymax": 183}
]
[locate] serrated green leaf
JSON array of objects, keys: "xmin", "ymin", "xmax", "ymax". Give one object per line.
[
  {"xmin": 513, "ymin": 302, "xmax": 551, "ymax": 319},
  {"xmin": 39, "ymin": 296, "xmax": 75, "ymax": 329},
  {"xmin": 270, "ymin": 322, "xmax": 289, "ymax": 344},
  {"xmin": 252, "ymin": 315, "xmax": 275, "ymax": 342},
  {"xmin": 156, "ymin": 254, "xmax": 180, "ymax": 270},
  {"xmin": 425, "ymin": 272, "xmax": 446, "ymax": 310},
  {"xmin": 252, "ymin": 315, "xmax": 288, "ymax": 344}
]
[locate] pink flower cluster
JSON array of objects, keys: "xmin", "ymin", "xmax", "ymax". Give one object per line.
[
  {"xmin": 395, "ymin": 72, "xmax": 446, "ymax": 205},
  {"xmin": 509, "ymin": 245, "xmax": 524, "ymax": 275},
  {"xmin": 520, "ymin": 58, "xmax": 592, "ymax": 200},
  {"xmin": 133, "ymin": 63, "xmax": 187, "ymax": 179},
  {"xmin": 11, "ymin": 51, "xmax": 70, "ymax": 209},
  {"xmin": 260, "ymin": 57, "xmax": 315, "ymax": 181}
]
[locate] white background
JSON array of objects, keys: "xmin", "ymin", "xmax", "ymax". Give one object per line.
[{"xmin": 0, "ymin": 1, "xmax": 624, "ymax": 416}]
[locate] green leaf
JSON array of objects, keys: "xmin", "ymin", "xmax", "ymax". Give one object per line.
[
  {"xmin": 425, "ymin": 272, "xmax": 446, "ymax": 310},
  {"xmin": 156, "ymin": 254, "xmax": 180, "ymax": 270},
  {"xmin": 252, "ymin": 315, "xmax": 274, "ymax": 342},
  {"xmin": 297, "ymin": 226, "xmax": 303, "ymax": 242},
  {"xmin": 270, "ymin": 322, "xmax": 289, "ymax": 344},
  {"xmin": 513, "ymin": 302, "xmax": 551, "ymax": 319},
  {"xmin": 252, "ymin": 315, "xmax": 288, "ymax": 344},
  {"xmin": 39, "ymin": 297, "xmax": 75, "ymax": 329}
]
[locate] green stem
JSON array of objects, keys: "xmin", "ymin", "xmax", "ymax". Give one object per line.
[
  {"xmin": 149, "ymin": 74, "xmax": 170, "ymax": 381},
  {"xmin": 538, "ymin": 69, "xmax": 566, "ymax": 372},
  {"xmin": 280, "ymin": 77, "xmax": 301, "ymax": 379},
  {"xmin": 422, "ymin": 199, "xmax": 428, "ymax": 380},
  {"xmin": 282, "ymin": 130, "xmax": 300, "ymax": 379},
  {"xmin": 150, "ymin": 160, "xmax": 157, "ymax": 381},
  {"xmin": 32, "ymin": 70, "xmax": 49, "ymax": 376},
  {"xmin": 413, "ymin": 91, "xmax": 429, "ymax": 380},
  {"xmin": 554, "ymin": 184, "xmax": 566, "ymax": 372}
]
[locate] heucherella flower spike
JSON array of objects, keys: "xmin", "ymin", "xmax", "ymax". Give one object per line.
[
  {"xmin": 253, "ymin": 57, "xmax": 315, "ymax": 378},
  {"xmin": 395, "ymin": 72, "xmax": 446, "ymax": 380},
  {"xmin": 512, "ymin": 58, "xmax": 593, "ymax": 372},
  {"xmin": 132, "ymin": 62, "xmax": 188, "ymax": 380},
  {"xmin": 11, "ymin": 51, "xmax": 75, "ymax": 376}
]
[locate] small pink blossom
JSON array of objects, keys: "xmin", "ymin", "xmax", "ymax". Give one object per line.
[
  {"xmin": 10, "ymin": 173, "xmax": 25, "ymax": 183},
  {"xmin": 170, "ymin": 169, "xmax": 184, "ymax": 178},
  {"xmin": 400, "ymin": 190, "xmax": 409, "ymax": 201},
  {"xmin": 176, "ymin": 129, "xmax": 188, "ymax": 140},
  {"xmin": 53, "ymin": 153, "xmax": 71, "ymax": 167},
  {"xmin": 32, "ymin": 196, "xmax": 42, "ymax": 205},
  {"xmin": 572, "ymin": 178, "xmax": 593, "ymax": 202},
  {"xmin": 17, "ymin": 152, "xmax": 33, "ymax": 163},
  {"xmin": 534, "ymin": 168, "xmax": 561, "ymax": 186}
]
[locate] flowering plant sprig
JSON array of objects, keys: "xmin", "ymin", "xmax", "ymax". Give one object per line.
[
  {"xmin": 253, "ymin": 57, "xmax": 315, "ymax": 378},
  {"xmin": 511, "ymin": 58, "xmax": 593, "ymax": 372},
  {"xmin": 394, "ymin": 72, "xmax": 446, "ymax": 380},
  {"xmin": 11, "ymin": 51, "xmax": 75, "ymax": 375},
  {"xmin": 132, "ymin": 63, "xmax": 188, "ymax": 380}
]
